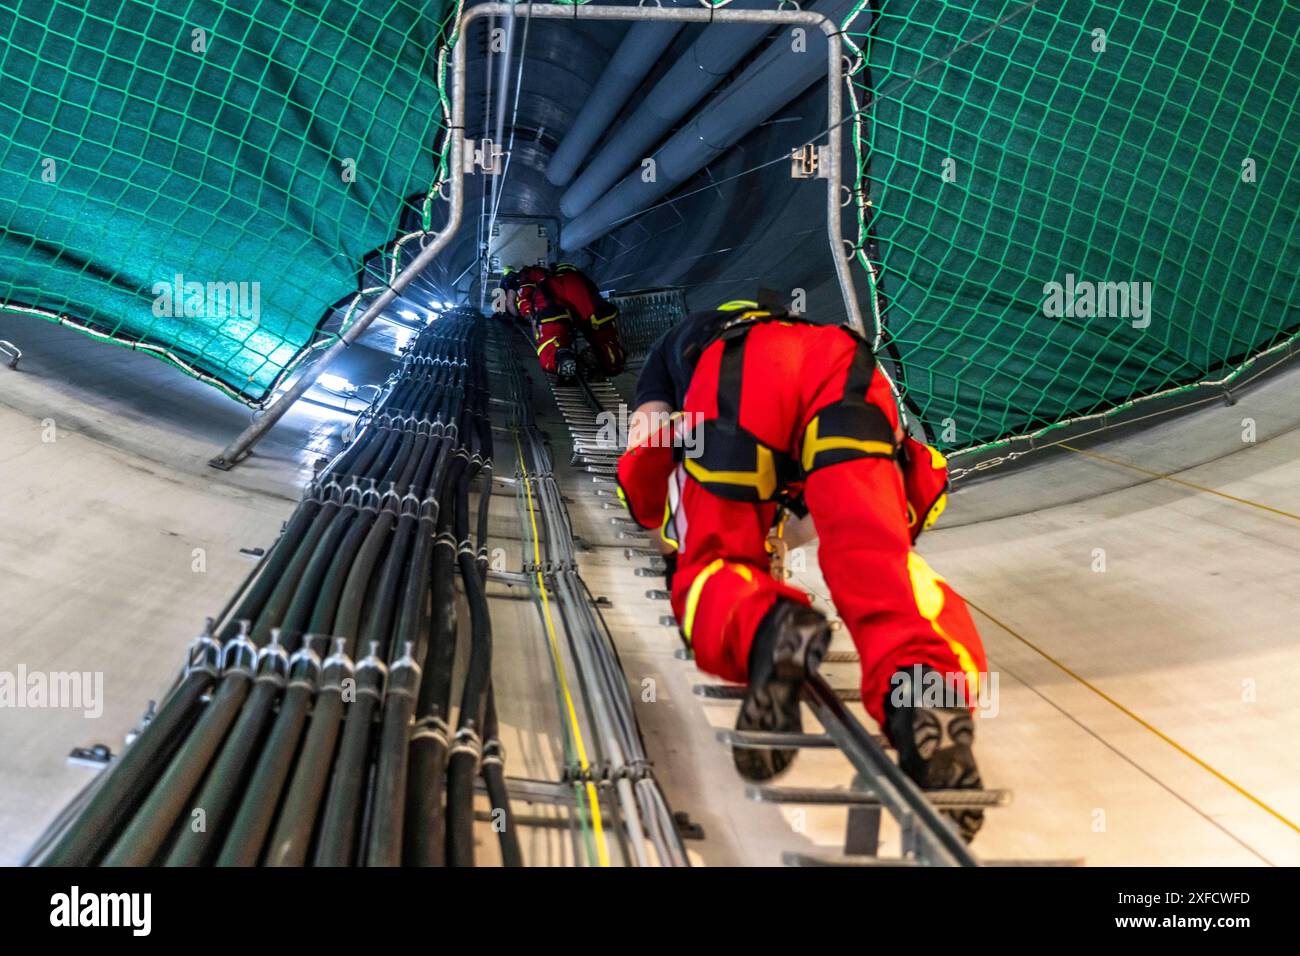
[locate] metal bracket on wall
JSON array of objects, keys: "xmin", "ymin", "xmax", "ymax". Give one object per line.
[
  {"xmin": 0, "ymin": 339, "xmax": 20, "ymax": 369},
  {"xmin": 464, "ymin": 138, "xmax": 503, "ymax": 175},
  {"xmin": 791, "ymin": 144, "xmax": 831, "ymax": 179}
]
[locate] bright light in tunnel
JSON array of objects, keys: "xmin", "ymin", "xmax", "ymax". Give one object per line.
[
  {"xmin": 391, "ymin": 327, "xmax": 416, "ymax": 351},
  {"xmin": 397, "ymin": 309, "xmax": 420, "ymax": 321},
  {"xmin": 317, "ymin": 373, "xmax": 355, "ymax": 395}
]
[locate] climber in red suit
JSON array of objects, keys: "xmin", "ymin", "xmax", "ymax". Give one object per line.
[
  {"xmin": 617, "ymin": 296, "xmax": 989, "ymax": 841},
  {"xmin": 502, "ymin": 265, "xmax": 579, "ymax": 381},
  {"xmin": 545, "ymin": 263, "xmax": 626, "ymax": 377}
]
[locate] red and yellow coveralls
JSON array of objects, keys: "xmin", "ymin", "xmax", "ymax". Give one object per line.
[
  {"xmin": 617, "ymin": 305, "xmax": 986, "ymax": 725},
  {"xmin": 511, "ymin": 266, "xmax": 574, "ymax": 375},
  {"xmin": 546, "ymin": 263, "xmax": 626, "ymax": 375}
]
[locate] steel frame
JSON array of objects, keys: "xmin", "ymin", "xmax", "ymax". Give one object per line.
[{"xmin": 210, "ymin": 1, "xmax": 862, "ymax": 468}]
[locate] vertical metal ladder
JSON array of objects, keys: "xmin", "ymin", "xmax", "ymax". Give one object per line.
[{"xmin": 551, "ymin": 373, "xmax": 1083, "ymax": 867}]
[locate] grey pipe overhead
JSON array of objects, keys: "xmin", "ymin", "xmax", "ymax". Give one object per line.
[
  {"xmin": 560, "ymin": 0, "xmax": 856, "ymax": 252},
  {"xmin": 544, "ymin": 3, "xmax": 691, "ymax": 188},
  {"xmin": 491, "ymin": 9, "xmax": 515, "ymax": 151},
  {"xmin": 489, "ymin": 6, "xmax": 516, "ymax": 221},
  {"xmin": 559, "ymin": 0, "xmax": 777, "ymax": 220}
]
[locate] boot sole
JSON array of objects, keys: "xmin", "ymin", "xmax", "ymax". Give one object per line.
[
  {"xmin": 733, "ymin": 619, "xmax": 831, "ymax": 782},
  {"xmin": 926, "ymin": 742, "xmax": 984, "ymax": 842},
  {"xmin": 909, "ymin": 709, "xmax": 985, "ymax": 843}
]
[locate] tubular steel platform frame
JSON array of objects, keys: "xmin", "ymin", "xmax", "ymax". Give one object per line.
[{"xmin": 210, "ymin": 2, "xmax": 863, "ymax": 468}]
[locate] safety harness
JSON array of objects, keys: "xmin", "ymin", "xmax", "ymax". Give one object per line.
[
  {"xmin": 679, "ymin": 300, "xmax": 949, "ymax": 541},
  {"xmin": 552, "ymin": 262, "xmax": 619, "ymax": 327}
]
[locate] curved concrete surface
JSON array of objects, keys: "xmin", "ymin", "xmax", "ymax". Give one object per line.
[{"xmin": 1, "ymin": 308, "xmax": 1297, "ymax": 865}]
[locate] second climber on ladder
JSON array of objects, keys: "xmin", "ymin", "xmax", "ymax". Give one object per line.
[
  {"xmin": 500, "ymin": 262, "xmax": 627, "ymax": 384},
  {"xmin": 616, "ymin": 292, "xmax": 990, "ymax": 842}
]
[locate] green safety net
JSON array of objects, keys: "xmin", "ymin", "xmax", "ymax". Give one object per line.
[
  {"xmin": 3, "ymin": 0, "xmax": 1296, "ymax": 442},
  {"xmin": 0, "ymin": 0, "xmax": 459, "ymax": 402},
  {"xmin": 845, "ymin": 0, "xmax": 1300, "ymax": 454}
]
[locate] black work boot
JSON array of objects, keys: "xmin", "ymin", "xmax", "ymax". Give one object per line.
[
  {"xmin": 576, "ymin": 346, "xmax": 600, "ymax": 379},
  {"xmin": 555, "ymin": 348, "xmax": 578, "ymax": 383},
  {"xmin": 732, "ymin": 600, "xmax": 831, "ymax": 782},
  {"xmin": 882, "ymin": 665, "xmax": 985, "ymax": 842}
]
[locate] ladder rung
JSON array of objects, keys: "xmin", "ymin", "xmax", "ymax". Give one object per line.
[
  {"xmin": 717, "ymin": 729, "xmax": 838, "ymax": 750},
  {"xmin": 984, "ymin": 858, "xmax": 1086, "ymax": 866},
  {"xmin": 694, "ymin": 683, "xmax": 860, "ymax": 702},
  {"xmin": 750, "ymin": 785, "xmax": 1011, "ymax": 810},
  {"xmin": 783, "ymin": 852, "xmax": 920, "ymax": 867},
  {"xmin": 784, "ymin": 853, "xmax": 1084, "ymax": 867}
]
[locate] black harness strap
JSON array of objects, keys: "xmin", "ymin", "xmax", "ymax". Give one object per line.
[{"xmin": 715, "ymin": 333, "xmax": 746, "ymax": 422}]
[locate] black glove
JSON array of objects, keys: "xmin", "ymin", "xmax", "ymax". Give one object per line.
[{"xmin": 663, "ymin": 551, "xmax": 678, "ymax": 593}]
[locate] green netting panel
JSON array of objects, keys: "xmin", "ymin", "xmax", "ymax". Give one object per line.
[
  {"xmin": 0, "ymin": 0, "xmax": 458, "ymax": 402},
  {"xmin": 845, "ymin": 0, "xmax": 1300, "ymax": 454}
]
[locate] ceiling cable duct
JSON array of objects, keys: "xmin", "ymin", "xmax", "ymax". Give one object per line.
[
  {"xmin": 559, "ymin": 0, "xmax": 777, "ymax": 220},
  {"xmin": 560, "ymin": 0, "xmax": 857, "ymax": 252},
  {"xmin": 544, "ymin": 2, "xmax": 691, "ymax": 188},
  {"xmin": 488, "ymin": 3, "xmax": 517, "ymax": 224},
  {"xmin": 475, "ymin": 13, "xmax": 497, "ymax": 277},
  {"xmin": 486, "ymin": 5, "xmax": 535, "ymax": 243},
  {"xmin": 491, "ymin": 6, "xmax": 516, "ymax": 167}
]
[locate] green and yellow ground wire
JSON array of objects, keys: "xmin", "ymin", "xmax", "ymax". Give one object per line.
[{"xmin": 513, "ymin": 432, "xmax": 611, "ymax": 866}]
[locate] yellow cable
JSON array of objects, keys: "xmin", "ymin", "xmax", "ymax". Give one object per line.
[
  {"xmin": 968, "ymin": 600, "xmax": 1300, "ymax": 837},
  {"xmin": 514, "ymin": 434, "xmax": 610, "ymax": 866},
  {"xmin": 1061, "ymin": 443, "xmax": 1300, "ymax": 522}
]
